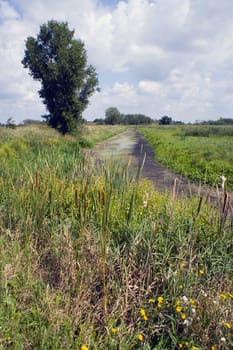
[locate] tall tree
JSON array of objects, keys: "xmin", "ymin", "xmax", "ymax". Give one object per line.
[
  {"xmin": 105, "ymin": 107, "xmax": 122, "ymax": 125},
  {"xmin": 159, "ymin": 116, "xmax": 172, "ymax": 125},
  {"xmin": 22, "ymin": 20, "xmax": 99, "ymax": 134}
]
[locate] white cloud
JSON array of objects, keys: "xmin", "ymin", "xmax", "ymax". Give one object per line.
[
  {"xmin": 139, "ymin": 81, "xmax": 161, "ymax": 94},
  {"xmin": 0, "ymin": 0, "xmax": 19, "ymax": 19},
  {"xmin": 0, "ymin": 0, "xmax": 233, "ymax": 124}
]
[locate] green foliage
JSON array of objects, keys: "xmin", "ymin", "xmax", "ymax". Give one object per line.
[
  {"xmin": 105, "ymin": 107, "xmax": 122, "ymax": 125},
  {"xmin": 79, "ymin": 124, "xmax": 127, "ymax": 147},
  {"xmin": 0, "ymin": 139, "xmax": 28, "ymax": 160},
  {"xmin": 103, "ymin": 107, "xmax": 154, "ymax": 125},
  {"xmin": 182, "ymin": 125, "xmax": 233, "ymax": 137},
  {"xmin": 200, "ymin": 117, "xmax": 233, "ymax": 125},
  {"xmin": 5, "ymin": 117, "xmax": 16, "ymax": 128},
  {"xmin": 159, "ymin": 115, "xmax": 172, "ymax": 125},
  {"xmin": 22, "ymin": 20, "xmax": 99, "ymax": 134},
  {"xmin": 139, "ymin": 125, "xmax": 233, "ymax": 189},
  {"xmin": 123, "ymin": 113, "xmax": 153, "ymax": 125}
]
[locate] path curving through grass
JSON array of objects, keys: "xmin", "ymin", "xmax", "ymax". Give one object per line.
[{"xmin": 92, "ymin": 128, "xmax": 226, "ymax": 201}]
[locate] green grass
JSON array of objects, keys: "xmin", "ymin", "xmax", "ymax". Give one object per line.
[
  {"xmin": 79, "ymin": 124, "xmax": 127, "ymax": 147},
  {"xmin": 138, "ymin": 125, "xmax": 233, "ymax": 190},
  {"xmin": 0, "ymin": 125, "xmax": 232, "ymax": 349}
]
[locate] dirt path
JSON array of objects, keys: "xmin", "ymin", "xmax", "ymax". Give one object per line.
[{"xmin": 91, "ymin": 129, "xmax": 223, "ymax": 200}]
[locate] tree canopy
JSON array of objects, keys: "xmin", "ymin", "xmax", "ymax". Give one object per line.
[
  {"xmin": 159, "ymin": 116, "xmax": 172, "ymax": 125},
  {"xmin": 105, "ymin": 107, "xmax": 123, "ymax": 125},
  {"xmin": 22, "ymin": 20, "xmax": 99, "ymax": 134},
  {"xmin": 102, "ymin": 107, "xmax": 154, "ymax": 125}
]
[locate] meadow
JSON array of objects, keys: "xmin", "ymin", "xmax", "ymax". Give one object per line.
[
  {"xmin": 139, "ymin": 125, "xmax": 233, "ymax": 190},
  {"xmin": 0, "ymin": 124, "xmax": 232, "ymax": 349}
]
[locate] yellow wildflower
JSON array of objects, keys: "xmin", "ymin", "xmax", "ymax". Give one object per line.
[
  {"xmin": 199, "ymin": 269, "xmax": 205, "ymax": 275},
  {"xmin": 111, "ymin": 328, "xmax": 118, "ymax": 334},
  {"xmin": 185, "ymin": 341, "xmax": 189, "ymax": 346},
  {"xmin": 140, "ymin": 309, "xmax": 146, "ymax": 317},
  {"xmin": 176, "ymin": 306, "xmax": 182, "ymax": 313},
  {"xmin": 180, "ymin": 262, "xmax": 187, "ymax": 268},
  {"xmin": 157, "ymin": 296, "xmax": 164, "ymax": 304},
  {"xmin": 137, "ymin": 333, "xmax": 143, "ymax": 341},
  {"xmin": 140, "ymin": 309, "xmax": 148, "ymax": 320},
  {"xmin": 178, "ymin": 343, "xmax": 183, "ymax": 348},
  {"xmin": 225, "ymin": 322, "xmax": 231, "ymax": 329},
  {"xmin": 189, "ymin": 298, "xmax": 195, "ymax": 305},
  {"xmin": 181, "ymin": 313, "xmax": 186, "ymax": 320},
  {"xmin": 220, "ymin": 293, "xmax": 227, "ymax": 300},
  {"xmin": 211, "ymin": 346, "xmax": 215, "ymax": 350},
  {"xmin": 148, "ymin": 298, "xmax": 155, "ymax": 303},
  {"xmin": 81, "ymin": 346, "xmax": 89, "ymax": 350}
]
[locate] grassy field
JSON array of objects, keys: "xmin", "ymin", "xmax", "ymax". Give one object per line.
[
  {"xmin": 139, "ymin": 125, "xmax": 233, "ymax": 190},
  {"xmin": 0, "ymin": 124, "xmax": 232, "ymax": 349}
]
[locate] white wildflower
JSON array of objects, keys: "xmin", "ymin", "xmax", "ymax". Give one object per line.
[
  {"xmin": 182, "ymin": 295, "xmax": 189, "ymax": 304},
  {"xmin": 191, "ymin": 308, "xmax": 196, "ymax": 315},
  {"xmin": 183, "ymin": 318, "xmax": 193, "ymax": 327},
  {"xmin": 200, "ymin": 289, "xmax": 207, "ymax": 297}
]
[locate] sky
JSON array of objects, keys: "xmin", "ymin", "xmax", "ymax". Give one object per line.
[{"xmin": 0, "ymin": 0, "xmax": 233, "ymax": 124}]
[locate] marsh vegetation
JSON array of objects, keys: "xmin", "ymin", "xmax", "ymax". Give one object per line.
[{"xmin": 0, "ymin": 124, "xmax": 232, "ymax": 349}]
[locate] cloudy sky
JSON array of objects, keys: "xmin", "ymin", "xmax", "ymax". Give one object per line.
[{"xmin": 0, "ymin": 0, "xmax": 233, "ymax": 124}]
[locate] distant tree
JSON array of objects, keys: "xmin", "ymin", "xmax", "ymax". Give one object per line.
[
  {"xmin": 22, "ymin": 20, "xmax": 99, "ymax": 134},
  {"xmin": 173, "ymin": 120, "xmax": 185, "ymax": 125},
  {"xmin": 123, "ymin": 113, "xmax": 153, "ymax": 125},
  {"xmin": 93, "ymin": 118, "xmax": 105, "ymax": 124},
  {"xmin": 217, "ymin": 117, "xmax": 233, "ymax": 125},
  {"xmin": 22, "ymin": 119, "xmax": 42, "ymax": 125},
  {"xmin": 159, "ymin": 116, "xmax": 172, "ymax": 125},
  {"xmin": 105, "ymin": 107, "xmax": 122, "ymax": 125},
  {"xmin": 6, "ymin": 117, "xmax": 16, "ymax": 128}
]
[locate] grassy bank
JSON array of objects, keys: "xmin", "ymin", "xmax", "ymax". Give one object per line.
[
  {"xmin": 79, "ymin": 124, "xmax": 127, "ymax": 147},
  {"xmin": 0, "ymin": 125, "xmax": 232, "ymax": 349},
  {"xmin": 139, "ymin": 125, "xmax": 233, "ymax": 190}
]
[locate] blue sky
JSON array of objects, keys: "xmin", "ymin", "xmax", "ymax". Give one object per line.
[
  {"xmin": 101, "ymin": 0, "xmax": 119, "ymax": 6},
  {"xmin": 0, "ymin": 0, "xmax": 233, "ymax": 124}
]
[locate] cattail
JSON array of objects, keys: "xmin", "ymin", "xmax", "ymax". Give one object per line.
[
  {"xmin": 35, "ymin": 171, "xmax": 39, "ymax": 188},
  {"xmin": 75, "ymin": 189, "xmax": 78, "ymax": 208},
  {"xmin": 172, "ymin": 178, "xmax": 177, "ymax": 201},
  {"xmin": 98, "ymin": 187, "xmax": 106, "ymax": 206}
]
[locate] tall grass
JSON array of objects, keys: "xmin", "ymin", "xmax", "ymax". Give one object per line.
[
  {"xmin": 0, "ymin": 125, "xmax": 232, "ymax": 349},
  {"xmin": 182, "ymin": 125, "xmax": 233, "ymax": 137}
]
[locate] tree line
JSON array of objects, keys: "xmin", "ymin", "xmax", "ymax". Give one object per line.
[{"xmin": 93, "ymin": 107, "xmax": 154, "ymax": 125}]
